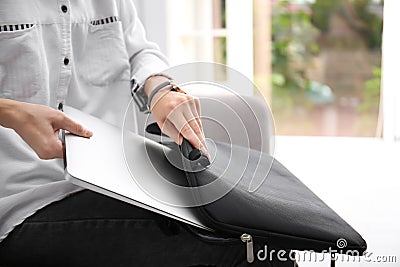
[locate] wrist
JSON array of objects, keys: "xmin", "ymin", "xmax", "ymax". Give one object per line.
[
  {"xmin": 131, "ymin": 73, "xmax": 175, "ymax": 113},
  {"xmin": 144, "ymin": 75, "xmax": 171, "ymax": 96},
  {"xmin": 0, "ymin": 98, "xmax": 21, "ymax": 129}
]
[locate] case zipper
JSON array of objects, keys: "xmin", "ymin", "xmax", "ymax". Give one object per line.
[
  {"xmin": 240, "ymin": 233, "xmax": 254, "ymax": 263},
  {"xmin": 186, "ymin": 226, "xmax": 256, "ymax": 263}
]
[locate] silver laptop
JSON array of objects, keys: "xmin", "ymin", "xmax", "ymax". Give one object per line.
[{"xmin": 64, "ymin": 106, "xmax": 210, "ymax": 231}]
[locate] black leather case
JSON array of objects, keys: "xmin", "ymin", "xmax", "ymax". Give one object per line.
[{"xmin": 146, "ymin": 123, "xmax": 367, "ymax": 263}]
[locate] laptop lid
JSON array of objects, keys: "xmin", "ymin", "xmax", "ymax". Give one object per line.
[{"xmin": 64, "ymin": 106, "xmax": 210, "ymax": 231}]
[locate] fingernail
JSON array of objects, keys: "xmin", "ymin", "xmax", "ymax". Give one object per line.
[
  {"xmin": 199, "ymin": 145, "xmax": 209, "ymax": 157},
  {"xmin": 86, "ymin": 130, "xmax": 93, "ymax": 137}
]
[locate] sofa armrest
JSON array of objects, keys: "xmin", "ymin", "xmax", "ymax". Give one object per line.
[{"xmin": 135, "ymin": 91, "xmax": 274, "ymax": 155}]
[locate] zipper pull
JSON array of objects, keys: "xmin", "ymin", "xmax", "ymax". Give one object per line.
[{"xmin": 240, "ymin": 233, "xmax": 254, "ymax": 263}]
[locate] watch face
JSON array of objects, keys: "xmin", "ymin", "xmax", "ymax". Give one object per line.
[{"xmin": 131, "ymin": 79, "xmax": 149, "ymax": 112}]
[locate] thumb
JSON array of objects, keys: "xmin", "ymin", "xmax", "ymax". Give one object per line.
[{"xmin": 59, "ymin": 115, "xmax": 93, "ymax": 138}]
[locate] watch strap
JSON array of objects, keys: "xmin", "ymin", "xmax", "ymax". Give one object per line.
[{"xmin": 147, "ymin": 80, "xmax": 171, "ymax": 109}]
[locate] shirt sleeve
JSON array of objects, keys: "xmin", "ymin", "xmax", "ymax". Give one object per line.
[{"xmin": 118, "ymin": 0, "xmax": 169, "ymax": 86}]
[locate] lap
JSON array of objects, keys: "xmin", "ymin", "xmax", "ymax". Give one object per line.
[{"xmin": 0, "ymin": 190, "xmax": 294, "ymax": 267}]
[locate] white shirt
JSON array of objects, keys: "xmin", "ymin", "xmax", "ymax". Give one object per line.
[{"xmin": 0, "ymin": 0, "xmax": 168, "ymax": 242}]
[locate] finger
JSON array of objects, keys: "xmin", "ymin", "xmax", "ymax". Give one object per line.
[
  {"xmin": 57, "ymin": 115, "xmax": 93, "ymax": 138},
  {"xmin": 193, "ymin": 97, "xmax": 203, "ymax": 130},
  {"xmin": 172, "ymin": 113, "xmax": 204, "ymax": 150},
  {"xmin": 191, "ymin": 97, "xmax": 210, "ymax": 158},
  {"xmin": 54, "ymin": 139, "xmax": 65, "ymax": 158},
  {"xmin": 190, "ymin": 97, "xmax": 205, "ymax": 140},
  {"xmin": 53, "ymin": 130, "xmax": 65, "ymax": 158},
  {"xmin": 186, "ymin": 97, "xmax": 207, "ymax": 150},
  {"xmin": 37, "ymin": 136, "xmax": 64, "ymax": 160},
  {"xmin": 159, "ymin": 120, "xmax": 182, "ymax": 145},
  {"xmin": 183, "ymin": 111, "xmax": 205, "ymax": 145},
  {"xmin": 180, "ymin": 114, "xmax": 210, "ymax": 159}
]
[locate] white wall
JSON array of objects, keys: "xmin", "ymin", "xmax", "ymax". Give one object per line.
[{"xmin": 132, "ymin": 0, "xmax": 168, "ymax": 55}]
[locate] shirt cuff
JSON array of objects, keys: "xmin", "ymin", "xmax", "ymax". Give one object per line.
[{"xmin": 130, "ymin": 53, "xmax": 169, "ymax": 88}]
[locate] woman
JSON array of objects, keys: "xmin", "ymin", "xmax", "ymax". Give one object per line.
[{"xmin": 0, "ymin": 1, "xmax": 296, "ymax": 266}]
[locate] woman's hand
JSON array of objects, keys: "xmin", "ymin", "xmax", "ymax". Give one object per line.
[
  {"xmin": 145, "ymin": 77, "xmax": 207, "ymax": 155},
  {"xmin": 0, "ymin": 99, "xmax": 92, "ymax": 160}
]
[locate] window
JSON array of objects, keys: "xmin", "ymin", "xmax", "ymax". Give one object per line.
[
  {"xmin": 165, "ymin": 0, "xmax": 254, "ymax": 95},
  {"xmin": 137, "ymin": 0, "xmax": 395, "ymax": 138},
  {"xmin": 270, "ymin": 0, "xmax": 384, "ymax": 137}
]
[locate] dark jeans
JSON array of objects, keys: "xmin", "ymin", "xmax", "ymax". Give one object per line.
[{"xmin": 0, "ymin": 190, "xmax": 295, "ymax": 267}]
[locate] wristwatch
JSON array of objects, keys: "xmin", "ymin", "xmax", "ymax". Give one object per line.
[
  {"xmin": 131, "ymin": 79, "xmax": 172, "ymax": 113},
  {"xmin": 131, "ymin": 74, "xmax": 186, "ymax": 113},
  {"xmin": 131, "ymin": 73, "xmax": 173, "ymax": 113},
  {"xmin": 131, "ymin": 78, "xmax": 149, "ymax": 113}
]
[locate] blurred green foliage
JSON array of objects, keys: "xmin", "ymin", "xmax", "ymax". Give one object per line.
[
  {"xmin": 360, "ymin": 66, "xmax": 381, "ymax": 112},
  {"xmin": 271, "ymin": 0, "xmax": 383, "ymax": 107},
  {"xmin": 310, "ymin": 0, "xmax": 338, "ymax": 32},
  {"xmin": 355, "ymin": 66, "xmax": 381, "ymax": 136},
  {"xmin": 310, "ymin": 0, "xmax": 383, "ymax": 49},
  {"xmin": 271, "ymin": 0, "xmax": 321, "ymax": 114},
  {"xmin": 271, "ymin": 0, "xmax": 319, "ymax": 96},
  {"xmin": 271, "ymin": 0, "xmax": 383, "ymax": 136},
  {"xmin": 352, "ymin": 0, "xmax": 383, "ymax": 49}
]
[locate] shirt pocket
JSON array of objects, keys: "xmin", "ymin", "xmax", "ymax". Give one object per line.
[
  {"xmin": 0, "ymin": 24, "xmax": 47, "ymax": 102},
  {"xmin": 78, "ymin": 18, "xmax": 130, "ymax": 87}
]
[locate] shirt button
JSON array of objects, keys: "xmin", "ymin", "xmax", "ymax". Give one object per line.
[
  {"xmin": 64, "ymin": 57, "xmax": 69, "ymax": 66},
  {"xmin": 61, "ymin": 5, "xmax": 68, "ymax": 13}
]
